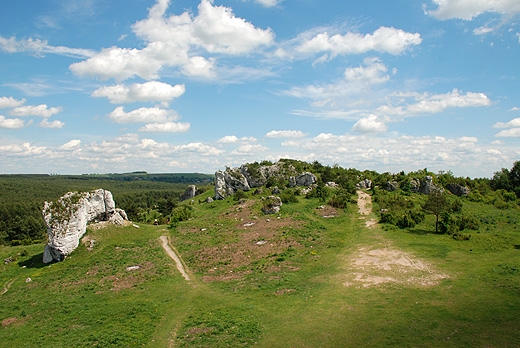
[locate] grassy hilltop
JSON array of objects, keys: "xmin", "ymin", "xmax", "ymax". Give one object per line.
[{"xmin": 1, "ymin": 161, "xmax": 520, "ymax": 347}]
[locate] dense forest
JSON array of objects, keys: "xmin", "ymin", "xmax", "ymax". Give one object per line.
[{"xmin": 0, "ymin": 161, "xmax": 519, "ymax": 246}]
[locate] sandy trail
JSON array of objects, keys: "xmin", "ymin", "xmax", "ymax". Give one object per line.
[
  {"xmin": 357, "ymin": 190, "xmax": 377, "ymax": 228},
  {"xmin": 160, "ymin": 235, "xmax": 191, "ymax": 281},
  {"xmin": 344, "ymin": 191, "xmax": 448, "ymax": 287}
]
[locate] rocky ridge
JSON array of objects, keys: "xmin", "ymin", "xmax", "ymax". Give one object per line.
[{"xmin": 214, "ymin": 161, "xmax": 317, "ymax": 200}]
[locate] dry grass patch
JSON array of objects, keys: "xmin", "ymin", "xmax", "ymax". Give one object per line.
[{"xmin": 178, "ymin": 199, "xmax": 305, "ymax": 282}]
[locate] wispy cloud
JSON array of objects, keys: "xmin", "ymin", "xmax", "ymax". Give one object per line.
[{"xmin": 0, "ymin": 36, "xmax": 95, "ymax": 58}]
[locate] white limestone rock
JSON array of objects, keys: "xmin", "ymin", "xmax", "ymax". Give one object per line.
[
  {"xmin": 42, "ymin": 189, "xmax": 127, "ymax": 263},
  {"xmin": 180, "ymin": 185, "xmax": 197, "ymax": 202}
]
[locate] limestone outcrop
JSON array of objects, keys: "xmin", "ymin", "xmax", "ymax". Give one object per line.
[
  {"xmin": 214, "ymin": 168, "xmax": 250, "ymax": 200},
  {"xmin": 356, "ymin": 179, "xmax": 372, "ymax": 190},
  {"xmin": 180, "ymin": 185, "xmax": 198, "ymax": 202},
  {"xmin": 290, "ymin": 172, "xmax": 317, "ymax": 187},
  {"xmin": 446, "ymin": 183, "xmax": 470, "ymax": 196},
  {"xmin": 409, "ymin": 176, "xmax": 442, "ymax": 194},
  {"xmin": 214, "ymin": 161, "xmax": 307, "ymax": 200},
  {"xmin": 384, "ymin": 181, "xmax": 399, "ymax": 192},
  {"xmin": 42, "ymin": 189, "xmax": 127, "ymax": 263}
]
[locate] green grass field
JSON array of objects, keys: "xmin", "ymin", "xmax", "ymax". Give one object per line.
[{"xmin": 1, "ymin": 189, "xmax": 519, "ymax": 347}]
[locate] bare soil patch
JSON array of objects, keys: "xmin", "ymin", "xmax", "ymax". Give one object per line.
[
  {"xmin": 1, "ymin": 316, "xmax": 27, "ymax": 327},
  {"xmin": 316, "ymin": 205, "xmax": 339, "ymax": 218},
  {"xmin": 179, "ymin": 199, "xmax": 303, "ymax": 282},
  {"xmin": 343, "ymin": 246, "xmax": 449, "ymax": 288},
  {"xmin": 344, "ymin": 191, "xmax": 448, "ymax": 288}
]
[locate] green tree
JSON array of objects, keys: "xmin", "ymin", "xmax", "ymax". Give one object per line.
[
  {"xmin": 491, "ymin": 167, "xmax": 511, "ymax": 191},
  {"xmin": 423, "ymin": 190, "xmax": 449, "ymax": 233},
  {"xmin": 510, "ymin": 160, "xmax": 520, "ymax": 197}
]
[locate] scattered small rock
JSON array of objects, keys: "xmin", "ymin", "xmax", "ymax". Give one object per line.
[
  {"xmin": 25, "ymin": 277, "xmax": 32, "ymax": 283},
  {"xmin": 87, "ymin": 239, "xmax": 96, "ymax": 252},
  {"xmin": 125, "ymin": 265, "xmax": 140, "ymax": 271},
  {"xmin": 4, "ymin": 257, "xmax": 14, "ymax": 264},
  {"xmin": 243, "ymin": 222, "xmax": 256, "ymax": 227},
  {"xmin": 255, "ymin": 241, "xmax": 268, "ymax": 245},
  {"xmin": 133, "ymin": 224, "xmax": 140, "ymax": 228}
]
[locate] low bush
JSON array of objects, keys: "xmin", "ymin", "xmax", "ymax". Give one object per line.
[
  {"xmin": 327, "ymin": 189, "xmax": 351, "ymax": 210},
  {"xmin": 279, "ymin": 189, "xmax": 299, "ymax": 204},
  {"xmin": 439, "ymin": 212, "xmax": 480, "ymax": 234},
  {"xmin": 170, "ymin": 205, "xmax": 193, "ymax": 227}
]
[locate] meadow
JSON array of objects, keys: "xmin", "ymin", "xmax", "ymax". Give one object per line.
[{"xmin": 1, "ymin": 185, "xmax": 519, "ymax": 347}]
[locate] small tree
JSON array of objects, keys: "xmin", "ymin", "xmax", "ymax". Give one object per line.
[{"xmin": 423, "ymin": 190, "xmax": 449, "ymax": 233}]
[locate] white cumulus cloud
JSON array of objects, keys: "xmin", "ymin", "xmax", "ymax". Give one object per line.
[
  {"xmin": 377, "ymin": 89, "xmax": 491, "ymax": 117},
  {"xmin": 60, "ymin": 139, "xmax": 81, "ymax": 150},
  {"xmin": 265, "ymin": 130, "xmax": 307, "ymax": 138},
  {"xmin": 108, "ymin": 106, "xmax": 179, "ymax": 124},
  {"xmin": 0, "ymin": 116, "xmax": 25, "ymax": 129},
  {"xmin": 71, "ymin": 0, "xmax": 274, "ymax": 81},
  {"xmin": 344, "ymin": 57, "xmax": 390, "ymax": 84},
  {"xmin": 495, "ymin": 128, "xmax": 520, "ymax": 137},
  {"xmin": 352, "ymin": 115, "xmax": 387, "ymax": 133},
  {"xmin": 427, "ymin": 0, "xmax": 520, "ymax": 20},
  {"xmin": 92, "ymin": 81, "xmax": 185, "ymax": 104},
  {"xmin": 0, "ymin": 96, "xmax": 26, "ymax": 109},
  {"xmin": 39, "ymin": 118, "xmax": 65, "ymax": 129},
  {"xmin": 9, "ymin": 104, "xmax": 62, "ymax": 117},
  {"xmin": 217, "ymin": 135, "xmax": 239, "ymax": 143},
  {"xmin": 493, "ymin": 117, "xmax": 520, "ymax": 128},
  {"xmin": 296, "ymin": 26, "xmax": 422, "ymax": 58},
  {"xmin": 138, "ymin": 121, "xmax": 190, "ymax": 133},
  {"xmin": 493, "ymin": 117, "xmax": 520, "ymax": 137}
]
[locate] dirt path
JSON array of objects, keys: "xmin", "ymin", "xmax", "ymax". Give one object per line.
[
  {"xmin": 357, "ymin": 190, "xmax": 377, "ymax": 228},
  {"xmin": 344, "ymin": 191, "xmax": 448, "ymax": 288},
  {"xmin": 160, "ymin": 235, "xmax": 191, "ymax": 281},
  {"xmin": 1, "ymin": 278, "xmax": 15, "ymax": 296}
]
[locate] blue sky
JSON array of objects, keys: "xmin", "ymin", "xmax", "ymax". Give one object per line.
[{"xmin": 1, "ymin": 0, "xmax": 519, "ymax": 177}]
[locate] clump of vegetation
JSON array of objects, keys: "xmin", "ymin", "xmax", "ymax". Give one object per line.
[
  {"xmin": 233, "ymin": 189, "xmax": 247, "ymax": 201},
  {"xmin": 305, "ymin": 184, "xmax": 330, "ymax": 202},
  {"xmin": 375, "ymin": 192, "xmax": 425, "ymax": 229},
  {"xmin": 279, "ymin": 188, "xmax": 299, "ymax": 204},
  {"xmin": 327, "ymin": 189, "xmax": 352, "ymax": 210},
  {"xmin": 170, "ymin": 205, "xmax": 193, "ymax": 227}
]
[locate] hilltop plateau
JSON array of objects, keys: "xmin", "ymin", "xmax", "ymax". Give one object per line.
[{"xmin": 1, "ymin": 159, "xmax": 520, "ymax": 347}]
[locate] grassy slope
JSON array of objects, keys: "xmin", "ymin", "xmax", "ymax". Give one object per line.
[{"xmin": 1, "ymin": 190, "xmax": 520, "ymax": 347}]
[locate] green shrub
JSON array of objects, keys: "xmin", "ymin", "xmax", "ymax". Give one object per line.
[
  {"xmin": 279, "ymin": 189, "xmax": 299, "ymax": 204},
  {"xmin": 452, "ymin": 232, "xmax": 471, "ymax": 241},
  {"xmin": 306, "ymin": 185, "xmax": 330, "ymax": 202},
  {"xmin": 170, "ymin": 205, "xmax": 193, "ymax": 227},
  {"xmin": 234, "ymin": 189, "xmax": 247, "ymax": 201},
  {"xmin": 440, "ymin": 212, "xmax": 480, "ymax": 234},
  {"xmin": 451, "ymin": 198, "xmax": 463, "ymax": 213},
  {"xmin": 380, "ymin": 209, "xmax": 424, "ymax": 229}
]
